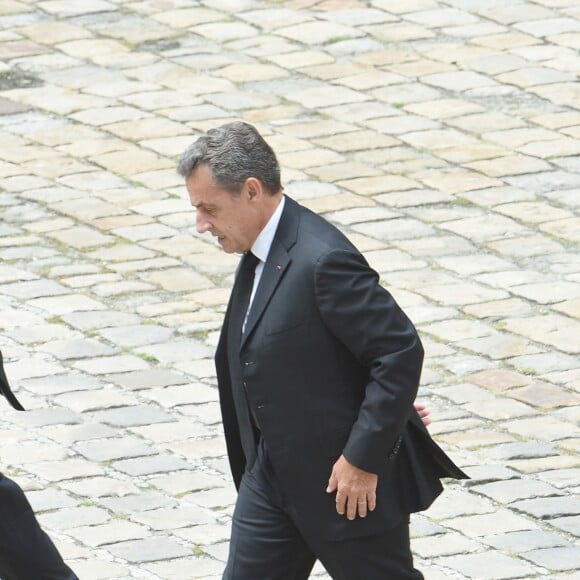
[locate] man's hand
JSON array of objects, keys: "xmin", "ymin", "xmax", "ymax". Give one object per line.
[
  {"xmin": 326, "ymin": 455, "xmax": 377, "ymax": 520},
  {"xmin": 414, "ymin": 401, "xmax": 431, "ymax": 427},
  {"xmin": 326, "ymin": 403, "xmax": 429, "ymax": 521}
]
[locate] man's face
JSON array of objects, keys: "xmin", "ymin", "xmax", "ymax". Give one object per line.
[{"xmin": 186, "ymin": 164, "xmax": 261, "ymax": 254}]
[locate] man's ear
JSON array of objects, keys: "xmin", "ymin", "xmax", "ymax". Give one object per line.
[{"xmin": 245, "ymin": 177, "xmax": 263, "ymax": 201}]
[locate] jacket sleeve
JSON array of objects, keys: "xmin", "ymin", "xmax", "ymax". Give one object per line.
[{"xmin": 314, "ymin": 248, "xmax": 423, "ymax": 474}]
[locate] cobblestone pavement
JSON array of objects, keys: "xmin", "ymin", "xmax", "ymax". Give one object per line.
[{"xmin": 0, "ymin": 0, "xmax": 579, "ymax": 578}]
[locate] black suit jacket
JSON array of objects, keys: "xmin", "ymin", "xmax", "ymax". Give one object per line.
[{"xmin": 215, "ymin": 196, "xmax": 467, "ymax": 541}]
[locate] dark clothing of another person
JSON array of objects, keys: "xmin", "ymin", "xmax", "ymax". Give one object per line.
[{"xmin": 0, "ymin": 351, "xmax": 78, "ymax": 580}]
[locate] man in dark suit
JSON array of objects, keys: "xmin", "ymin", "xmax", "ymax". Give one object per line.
[
  {"xmin": 0, "ymin": 350, "xmax": 78, "ymax": 580},
  {"xmin": 178, "ymin": 122, "xmax": 467, "ymax": 579}
]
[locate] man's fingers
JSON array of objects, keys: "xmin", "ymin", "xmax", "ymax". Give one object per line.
[
  {"xmin": 415, "ymin": 401, "xmax": 431, "ymax": 427},
  {"xmin": 335, "ymin": 490, "xmax": 346, "ymax": 515},
  {"xmin": 340, "ymin": 493, "xmax": 375, "ymax": 519},
  {"xmin": 367, "ymin": 491, "xmax": 376, "ymax": 512},
  {"xmin": 356, "ymin": 497, "xmax": 368, "ymax": 519},
  {"xmin": 326, "ymin": 473, "xmax": 337, "ymax": 494},
  {"xmin": 327, "ymin": 455, "xmax": 378, "ymax": 519},
  {"xmin": 346, "ymin": 495, "xmax": 358, "ymax": 520}
]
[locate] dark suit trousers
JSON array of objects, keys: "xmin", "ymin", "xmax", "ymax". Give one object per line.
[
  {"xmin": 223, "ymin": 440, "xmax": 423, "ymax": 580},
  {"xmin": 0, "ymin": 474, "xmax": 78, "ymax": 580}
]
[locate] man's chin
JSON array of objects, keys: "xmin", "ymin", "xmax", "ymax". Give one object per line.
[
  {"xmin": 218, "ymin": 240, "xmax": 235, "ymax": 253},
  {"xmin": 215, "ymin": 237, "xmax": 244, "ymax": 254}
]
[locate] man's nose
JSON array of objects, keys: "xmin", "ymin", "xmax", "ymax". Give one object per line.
[{"xmin": 196, "ymin": 213, "xmax": 210, "ymax": 234}]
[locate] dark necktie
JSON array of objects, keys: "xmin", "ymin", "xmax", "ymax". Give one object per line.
[
  {"xmin": 227, "ymin": 251, "xmax": 261, "ymax": 454},
  {"xmin": 231, "ymin": 251, "xmax": 259, "ymax": 339}
]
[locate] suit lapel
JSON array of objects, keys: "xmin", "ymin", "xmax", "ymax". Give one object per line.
[
  {"xmin": 241, "ymin": 240, "xmax": 289, "ymax": 348},
  {"xmin": 240, "ymin": 196, "xmax": 300, "ymax": 349}
]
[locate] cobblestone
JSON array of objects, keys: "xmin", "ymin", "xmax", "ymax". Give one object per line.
[{"xmin": 0, "ymin": 1, "xmax": 578, "ymax": 578}]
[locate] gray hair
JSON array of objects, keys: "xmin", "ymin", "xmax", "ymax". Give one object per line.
[{"xmin": 177, "ymin": 122, "xmax": 281, "ymax": 195}]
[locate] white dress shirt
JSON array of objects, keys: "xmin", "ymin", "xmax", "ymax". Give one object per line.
[{"xmin": 242, "ymin": 195, "xmax": 285, "ymax": 333}]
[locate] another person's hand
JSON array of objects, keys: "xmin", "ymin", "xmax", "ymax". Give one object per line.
[
  {"xmin": 414, "ymin": 401, "xmax": 431, "ymax": 427},
  {"xmin": 326, "ymin": 455, "xmax": 377, "ymax": 520}
]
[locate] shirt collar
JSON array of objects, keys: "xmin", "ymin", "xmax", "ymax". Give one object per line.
[{"xmin": 251, "ymin": 195, "xmax": 285, "ymax": 263}]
